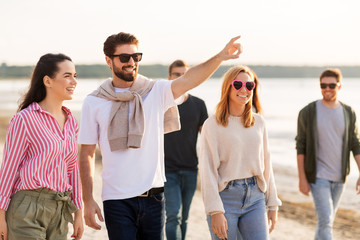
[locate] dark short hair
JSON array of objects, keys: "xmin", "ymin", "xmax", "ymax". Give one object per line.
[
  {"xmin": 18, "ymin": 53, "xmax": 72, "ymax": 112},
  {"xmin": 320, "ymin": 68, "xmax": 342, "ymax": 83},
  {"xmin": 168, "ymin": 59, "xmax": 189, "ymax": 75},
  {"xmin": 103, "ymin": 32, "xmax": 139, "ymax": 57}
]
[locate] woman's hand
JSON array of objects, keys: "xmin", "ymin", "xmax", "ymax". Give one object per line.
[
  {"xmin": 268, "ymin": 209, "xmax": 278, "ymax": 233},
  {"xmin": 211, "ymin": 212, "xmax": 228, "ymax": 239},
  {"xmin": 71, "ymin": 209, "xmax": 84, "ymax": 240},
  {"xmin": 0, "ymin": 209, "xmax": 7, "ymax": 240}
]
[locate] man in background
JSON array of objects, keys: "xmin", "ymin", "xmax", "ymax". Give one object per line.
[
  {"xmin": 296, "ymin": 68, "xmax": 360, "ymax": 240},
  {"xmin": 164, "ymin": 60, "xmax": 208, "ymax": 240}
]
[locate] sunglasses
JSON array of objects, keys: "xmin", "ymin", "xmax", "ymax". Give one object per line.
[
  {"xmin": 231, "ymin": 80, "xmax": 255, "ymax": 91},
  {"xmin": 320, "ymin": 83, "xmax": 340, "ymax": 89},
  {"xmin": 110, "ymin": 53, "xmax": 143, "ymax": 63}
]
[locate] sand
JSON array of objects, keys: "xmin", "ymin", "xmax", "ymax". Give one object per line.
[{"xmin": 0, "ymin": 114, "xmax": 359, "ymax": 240}]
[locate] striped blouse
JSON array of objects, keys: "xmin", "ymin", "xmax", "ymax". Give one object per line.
[{"xmin": 0, "ymin": 102, "xmax": 82, "ymax": 210}]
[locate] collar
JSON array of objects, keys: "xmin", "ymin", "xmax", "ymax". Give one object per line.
[{"xmin": 28, "ymin": 102, "xmax": 72, "ymax": 116}]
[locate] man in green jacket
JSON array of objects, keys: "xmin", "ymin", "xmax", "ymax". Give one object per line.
[{"xmin": 296, "ymin": 68, "xmax": 360, "ymax": 240}]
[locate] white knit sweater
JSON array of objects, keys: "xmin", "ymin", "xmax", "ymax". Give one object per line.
[{"xmin": 199, "ymin": 114, "xmax": 282, "ymax": 215}]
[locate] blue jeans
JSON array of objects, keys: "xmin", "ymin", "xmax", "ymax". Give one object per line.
[
  {"xmin": 103, "ymin": 193, "xmax": 165, "ymax": 240},
  {"xmin": 206, "ymin": 177, "xmax": 269, "ymax": 240},
  {"xmin": 164, "ymin": 171, "xmax": 198, "ymax": 240},
  {"xmin": 310, "ymin": 178, "xmax": 345, "ymax": 240}
]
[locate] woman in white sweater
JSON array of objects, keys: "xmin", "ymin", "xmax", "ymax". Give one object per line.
[{"xmin": 199, "ymin": 65, "xmax": 281, "ymax": 240}]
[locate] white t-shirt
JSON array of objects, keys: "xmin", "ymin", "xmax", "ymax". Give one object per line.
[{"xmin": 78, "ymin": 80, "xmax": 176, "ymax": 201}]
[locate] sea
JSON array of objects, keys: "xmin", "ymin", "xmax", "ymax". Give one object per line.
[{"xmin": 1, "ymin": 77, "xmax": 360, "ymax": 180}]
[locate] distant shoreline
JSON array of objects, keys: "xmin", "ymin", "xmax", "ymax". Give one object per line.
[{"xmin": 1, "ymin": 64, "xmax": 360, "ymax": 79}]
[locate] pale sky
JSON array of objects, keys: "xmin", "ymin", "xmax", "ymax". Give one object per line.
[{"xmin": 1, "ymin": 0, "xmax": 359, "ymax": 66}]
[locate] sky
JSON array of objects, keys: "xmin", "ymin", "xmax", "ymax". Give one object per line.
[{"xmin": 1, "ymin": 0, "xmax": 360, "ymax": 66}]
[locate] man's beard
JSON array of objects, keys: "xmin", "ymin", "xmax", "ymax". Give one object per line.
[
  {"xmin": 323, "ymin": 92, "xmax": 337, "ymax": 102},
  {"xmin": 113, "ymin": 65, "xmax": 137, "ymax": 82}
]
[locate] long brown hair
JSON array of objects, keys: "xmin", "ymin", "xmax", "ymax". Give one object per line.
[
  {"xmin": 215, "ymin": 65, "xmax": 255, "ymax": 128},
  {"xmin": 18, "ymin": 53, "xmax": 72, "ymax": 112},
  {"xmin": 252, "ymin": 70, "xmax": 262, "ymax": 114}
]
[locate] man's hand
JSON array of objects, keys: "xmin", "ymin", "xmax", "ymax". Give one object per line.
[
  {"xmin": 268, "ymin": 210, "xmax": 278, "ymax": 233},
  {"xmin": 356, "ymin": 176, "xmax": 360, "ymax": 194},
  {"xmin": 211, "ymin": 212, "xmax": 228, "ymax": 239},
  {"xmin": 83, "ymin": 199, "xmax": 104, "ymax": 230},
  {"xmin": 216, "ymin": 36, "xmax": 242, "ymax": 61},
  {"xmin": 297, "ymin": 154, "xmax": 310, "ymax": 196},
  {"xmin": 299, "ymin": 178, "xmax": 311, "ymax": 196}
]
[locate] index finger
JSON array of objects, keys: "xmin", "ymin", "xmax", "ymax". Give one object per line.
[{"xmin": 229, "ymin": 35, "xmax": 241, "ymax": 43}]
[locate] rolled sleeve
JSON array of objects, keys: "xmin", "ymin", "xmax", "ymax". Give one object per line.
[{"xmin": 296, "ymin": 109, "xmax": 307, "ymax": 155}]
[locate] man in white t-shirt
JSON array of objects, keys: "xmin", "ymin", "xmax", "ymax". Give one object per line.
[{"xmin": 78, "ymin": 32, "xmax": 242, "ymax": 240}]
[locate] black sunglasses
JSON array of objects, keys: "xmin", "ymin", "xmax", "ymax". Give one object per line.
[
  {"xmin": 110, "ymin": 53, "xmax": 143, "ymax": 63},
  {"xmin": 320, "ymin": 83, "xmax": 339, "ymax": 89}
]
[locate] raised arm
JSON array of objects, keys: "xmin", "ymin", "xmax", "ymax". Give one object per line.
[
  {"xmin": 79, "ymin": 144, "xmax": 104, "ymax": 230},
  {"xmin": 171, "ymin": 36, "xmax": 242, "ymax": 99}
]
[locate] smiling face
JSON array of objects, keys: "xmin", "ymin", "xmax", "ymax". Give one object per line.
[
  {"xmin": 106, "ymin": 44, "xmax": 139, "ymax": 85},
  {"xmin": 229, "ymin": 72, "xmax": 254, "ymax": 107},
  {"xmin": 45, "ymin": 60, "xmax": 77, "ymax": 101},
  {"xmin": 320, "ymin": 76, "xmax": 341, "ymax": 102}
]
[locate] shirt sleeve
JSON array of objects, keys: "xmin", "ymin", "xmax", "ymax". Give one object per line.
[
  {"xmin": 296, "ymin": 107, "xmax": 307, "ymax": 155},
  {"xmin": 350, "ymin": 109, "xmax": 360, "ymax": 156},
  {"xmin": 0, "ymin": 114, "xmax": 28, "ymax": 210},
  {"xmin": 262, "ymin": 120, "xmax": 282, "ymax": 210},
  {"xmin": 199, "ymin": 99, "xmax": 208, "ymax": 127},
  {"xmin": 67, "ymin": 119, "xmax": 83, "ymax": 209},
  {"xmin": 78, "ymin": 96, "xmax": 99, "ymax": 144},
  {"xmin": 68, "ymin": 159, "xmax": 83, "ymax": 210},
  {"xmin": 163, "ymin": 80, "xmax": 176, "ymax": 111},
  {"xmin": 199, "ymin": 118, "xmax": 225, "ymax": 214}
]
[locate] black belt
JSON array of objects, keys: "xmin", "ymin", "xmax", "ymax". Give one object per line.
[{"xmin": 138, "ymin": 187, "xmax": 164, "ymax": 197}]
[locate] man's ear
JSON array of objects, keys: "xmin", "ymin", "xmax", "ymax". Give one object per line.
[
  {"xmin": 43, "ymin": 75, "xmax": 51, "ymax": 88},
  {"xmin": 105, "ymin": 56, "xmax": 112, "ymax": 70}
]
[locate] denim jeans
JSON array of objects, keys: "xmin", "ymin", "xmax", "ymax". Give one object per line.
[
  {"xmin": 164, "ymin": 171, "xmax": 198, "ymax": 240},
  {"xmin": 206, "ymin": 177, "xmax": 269, "ymax": 240},
  {"xmin": 103, "ymin": 193, "xmax": 165, "ymax": 240},
  {"xmin": 310, "ymin": 178, "xmax": 345, "ymax": 240}
]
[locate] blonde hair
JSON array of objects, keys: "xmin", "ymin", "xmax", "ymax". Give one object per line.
[{"xmin": 215, "ymin": 65, "xmax": 255, "ymax": 128}]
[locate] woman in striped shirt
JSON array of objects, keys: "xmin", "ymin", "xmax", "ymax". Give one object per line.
[{"xmin": 0, "ymin": 53, "xmax": 83, "ymax": 240}]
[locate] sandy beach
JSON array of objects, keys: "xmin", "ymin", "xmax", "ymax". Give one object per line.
[{"xmin": 0, "ymin": 113, "xmax": 359, "ymax": 239}]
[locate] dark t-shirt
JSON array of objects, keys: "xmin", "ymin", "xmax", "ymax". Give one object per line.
[{"xmin": 164, "ymin": 94, "xmax": 208, "ymax": 172}]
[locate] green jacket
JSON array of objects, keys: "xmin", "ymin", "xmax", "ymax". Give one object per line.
[{"xmin": 296, "ymin": 100, "xmax": 360, "ymax": 183}]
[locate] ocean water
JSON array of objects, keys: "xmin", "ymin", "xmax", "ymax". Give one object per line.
[{"xmin": 1, "ymin": 77, "xmax": 360, "ymax": 179}]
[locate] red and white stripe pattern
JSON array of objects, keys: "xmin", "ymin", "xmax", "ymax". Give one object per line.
[{"xmin": 0, "ymin": 102, "xmax": 82, "ymax": 210}]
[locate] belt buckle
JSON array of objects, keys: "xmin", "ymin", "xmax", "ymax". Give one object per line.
[{"xmin": 139, "ymin": 190, "xmax": 149, "ymax": 197}]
